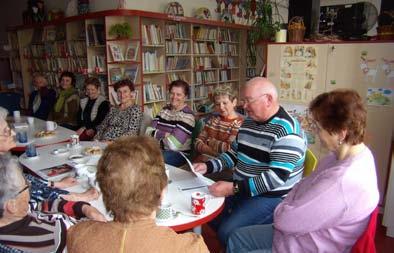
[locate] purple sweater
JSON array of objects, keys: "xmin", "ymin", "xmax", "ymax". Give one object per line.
[{"xmin": 273, "ymin": 147, "xmax": 379, "ymax": 253}]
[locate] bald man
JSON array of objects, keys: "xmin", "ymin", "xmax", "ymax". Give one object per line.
[{"xmin": 194, "ymin": 77, "xmax": 307, "ymax": 245}]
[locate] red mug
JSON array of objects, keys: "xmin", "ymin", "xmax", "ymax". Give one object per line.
[{"xmin": 191, "ymin": 191, "xmax": 206, "ymax": 215}]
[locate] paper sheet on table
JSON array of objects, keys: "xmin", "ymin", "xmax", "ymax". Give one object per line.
[
  {"xmin": 175, "ymin": 177, "xmax": 212, "ymax": 192},
  {"xmin": 178, "ymin": 152, "xmax": 205, "ymax": 178}
]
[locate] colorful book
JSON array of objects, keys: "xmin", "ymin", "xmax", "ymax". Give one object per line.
[
  {"xmin": 109, "ymin": 67, "xmax": 122, "ymax": 84},
  {"xmin": 36, "ymin": 164, "xmax": 74, "ymax": 180},
  {"xmin": 124, "ymin": 65, "xmax": 139, "ymax": 84}
]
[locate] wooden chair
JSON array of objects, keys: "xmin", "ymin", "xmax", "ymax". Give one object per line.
[
  {"xmin": 350, "ymin": 207, "xmax": 379, "ymax": 253},
  {"xmin": 303, "ymin": 148, "xmax": 318, "ymax": 177}
]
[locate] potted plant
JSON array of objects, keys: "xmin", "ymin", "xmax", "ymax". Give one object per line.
[
  {"xmin": 109, "ymin": 22, "xmax": 132, "ymax": 39},
  {"xmin": 244, "ymin": 0, "xmax": 283, "ymax": 44}
]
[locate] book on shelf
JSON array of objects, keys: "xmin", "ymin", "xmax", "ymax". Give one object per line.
[
  {"xmin": 93, "ymin": 55, "xmax": 106, "ymax": 72},
  {"xmin": 125, "ymin": 43, "xmax": 139, "ymax": 61},
  {"xmin": 108, "ymin": 44, "xmax": 124, "ymax": 62},
  {"xmin": 144, "ymin": 80, "xmax": 164, "ymax": 102},
  {"xmin": 124, "ymin": 65, "xmax": 139, "ymax": 84},
  {"xmin": 44, "ymin": 26, "xmax": 57, "ymax": 41},
  {"xmin": 87, "ymin": 24, "xmax": 105, "ymax": 46},
  {"xmin": 109, "ymin": 67, "xmax": 123, "ymax": 84},
  {"xmin": 36, "ymin": 163, "xmax": 74, "ymax": 180},
  {"xmin": 110, "ymin": 89, "xmax": 120, "ymax": 105},
  {"xmin": 142, "ymin": 24, "xmax": 163, "ymax": 45}
]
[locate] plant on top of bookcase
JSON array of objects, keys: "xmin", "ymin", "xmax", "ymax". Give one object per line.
[{"xmin": 109, "ymin": 22, "xmax": 132, "ymax": 39}]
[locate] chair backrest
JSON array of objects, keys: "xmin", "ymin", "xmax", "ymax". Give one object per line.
[
  {"xmin": 350, "ymin": 207, "xmax": 379, "ymax": 253},
  {"xmin": 303, "ymin": 148, "xmax": 318, "ymax": 177},
  {"xmin": 0, "ymin": 92, "xmax": 21, "ymax": 115}
]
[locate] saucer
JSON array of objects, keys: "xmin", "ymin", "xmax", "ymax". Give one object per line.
[
  {"xmin": 24, "ymin": 154, "xmax": 39, "ymax": 160},
  {"xmin": 68, "ymin": 154, "xmax": 87, "ymax": 164},
  {"xmin": 51, "ymin": 148, "xmax": 69, "ymax": 155}
]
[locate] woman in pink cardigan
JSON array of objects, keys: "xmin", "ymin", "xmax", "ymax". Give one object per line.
[{"xmin": 227, "ymin": 89, "xmax": 379, "ymax": 253}]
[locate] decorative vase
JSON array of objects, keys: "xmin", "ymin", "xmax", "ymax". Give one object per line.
[{"xmin": 275, "ymin": 29, "xmax": 287, "ymax": 42}]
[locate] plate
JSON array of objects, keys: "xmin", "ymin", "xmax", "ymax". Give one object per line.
[
  {"xmin": 51, "ymin": 148, "xmax": 69, "ymax": 155},
  {"xmin": 83, "ymin": 146, "xmax": 102, "ymax": 156},
  {"xmin": 68, "ymin": 154, "xmax": 87, "ymax": 164},
  {"xmin": 35, "ymin": 130, "xmax": 56, "ymax": 138},
  {"xmin": 24, "ymin": 154, "xmax": 39, "ymax": 160}
]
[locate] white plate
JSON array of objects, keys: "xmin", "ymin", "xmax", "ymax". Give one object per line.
[
  {"xmin": 68, "ymin": 154, "xmax": 87, "ymax": 164},
  {"xmin": 51, "ymin": 148, "xmax": 69, "ymax": 155},
  {"xmin": 24, "ymin": 154, "xmax": 39, "ymax": 160}
]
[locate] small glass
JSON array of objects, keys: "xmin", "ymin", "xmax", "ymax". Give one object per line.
[
  {"xmin": 16, "ymin": 131, "xmax": 28, "ymax": 143},
  {"xmin": 26, "ymin": 143, "xmax": 37, "ymax": 157}
]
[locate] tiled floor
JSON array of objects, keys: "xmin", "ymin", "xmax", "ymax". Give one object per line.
[{"xmin": 202, "ymin": 214, "xmax": 394, "ymax": 253}]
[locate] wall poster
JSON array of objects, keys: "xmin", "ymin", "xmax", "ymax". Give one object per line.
[{"xmin": 279, "ymin": 45, "xmax": 318, "ymax": 102}]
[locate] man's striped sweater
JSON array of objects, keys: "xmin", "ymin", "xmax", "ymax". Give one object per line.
[{"xmin": 206, "ymin": 106, "xmax": 307, "ymax": 197}]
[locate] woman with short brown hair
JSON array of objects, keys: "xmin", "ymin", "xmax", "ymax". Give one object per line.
[{"xmin": 67, "ymin": 136, "xmax": 209, "ymax": 253}]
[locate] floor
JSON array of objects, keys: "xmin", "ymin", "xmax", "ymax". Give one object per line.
[{"xmin": 201, "ymin": 214, "xmax": 394, "ymax": 253}]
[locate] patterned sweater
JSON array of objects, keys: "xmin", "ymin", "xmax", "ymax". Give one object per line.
[
  {"xmin": 206, "ymin": 106, "xmax": 307, "ymax": 198},
  {"xmin": 95, "ymin": 105, "xmax": 142, "ymax": 141},
  {"xmin": 146, "ymin": 105, "xmax": 195, "ymax": 153},
  {"xmin": 0, "ymin": 199, "xmax": 88, "ymax": 253},
  {"xmin": 194, "ymin": 114, "xmax": 244, "ymax": 156}
]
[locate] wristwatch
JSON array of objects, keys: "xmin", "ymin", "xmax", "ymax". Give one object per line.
[{"xmin": 233, "ymin": 181, "xmax": 240, "ymax": 195}]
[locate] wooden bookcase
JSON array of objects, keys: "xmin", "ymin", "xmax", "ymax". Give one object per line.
[{"xmin": 7, "ymin": 9, "xmax": 249, "ymax": 115}]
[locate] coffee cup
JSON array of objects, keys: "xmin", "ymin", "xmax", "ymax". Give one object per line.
[
  {"xmin": 156, "ymin": 203, "xmax": 176, "ymax": 221},
  {"xmin": 13, "ymin": 110, "xmax": 20, "ymax": 119},
  {"xmin": 27, "ymin": 117, "xmax": 34, "ymax": 125},
  {"xmin": 16, "ymin": 131, "xmax": 28, "ymax": 143},
  {"xmin": 46, "ymin": 121, "xmax": 57, "ymax": 131}
]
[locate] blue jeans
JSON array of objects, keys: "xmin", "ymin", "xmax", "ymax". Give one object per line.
[
  {"xmin": 227, "ymin": 224, "xmax": 273, "ymax": 253},
  {"xmin": 162, "ymin": 150, "xmax": 187, "ymax": 167},
  {"xmin": 211, "ymin": 194, "xmax": 282, "ymax": 245}
]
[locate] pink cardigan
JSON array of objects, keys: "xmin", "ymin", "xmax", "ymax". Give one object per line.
[{"xmin": 273, "ymin": 147, "xmax": 379, "ymax": 253}]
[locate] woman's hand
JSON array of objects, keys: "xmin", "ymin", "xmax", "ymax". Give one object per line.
[
  {"xmin": 76, "ymin": 127, "xmax": 85, "ymax": 135},
  {"xmin": 85, "ymin": 129, "xmax": 95, "ymax": 137},
  {"xmin": 208, "ymin": 181, "xmax": 234, "ymax": 197},
  {"xmin": 82, "ymin": 204, "xmax": 107, "ymax": 222},
  {"xmin": 53, "ymin": 176, "xmax": 78, "ymax": 188},
  {"xmin": 193, "ymin": 163, "xmax": 208, "ymax": 174}
]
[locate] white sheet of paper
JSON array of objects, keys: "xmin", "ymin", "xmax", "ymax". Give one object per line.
[{"xmin": 179, "ymin": 152, "xmax": 204, "ymax": 178}]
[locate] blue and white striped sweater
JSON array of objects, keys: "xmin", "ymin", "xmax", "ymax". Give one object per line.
[{"xmin": 207, "ymin": 106, "xmax": 307, "ymax": 197}]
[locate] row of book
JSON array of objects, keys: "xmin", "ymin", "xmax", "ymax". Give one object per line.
[
  {"xmin": 24, "ymin": 41, "xmax": 87, "ymax": 58},
  {"xmin": 142, "ymin": 24, "xmax": 163, "ymax": 45},
  {"xmin": 194, "ymin": 57, "xmax": 218, "ymax": 69},
  {"xmin": 246, "ymin": 68, "xmax": 257, "ymax": 78},
  {"xmin": 195, "ymin": 71, "xmax": 216, "ymax": 84},
  {"xmin": 219, "ymin": 57, "xmax": 236, "ymax": 68},
  {"xmin": 31, "ymin": 26, "xmax": 67, "ymax": 43},
  {"xmin": 166, "ymin": 57, "xmax": 190, "ymax": 70},
  {"xmin": 193, "ymin": 42, "xmax": 215, "ymax": 55},
  {"xmin": 220, "ymin": 70, "xmax": 232, "ymax": 82},
  {"xmin": 165, "ymin": 41, "xmax": 188, "ymax": 54},
  {"xmin": 165, "ymin": 24, "xmax": 188, "ymax": 39},
  {"xmin": 142, "ymin": 51, "xmax": 165, "ymax": 72},
  {"xmin": 216, "ymin": 44, "xmax": 238, "ymax": 56},
  {"xmin": 167, "ymin": 73, "xmax": 188, "ymax": 83},
  {"xmin": 109, "ymin": 65, "xmax": 139, "ymax": 84},
  {"xmin": 143, "ymin": 81, "xmax": 165, "ymax": 102},
  {"xmin": 28, "ymin": 57, "xmax": 87, "ymax": 73},
  {"xmin": 87, "ymin": 24, "xmax": 105, "ymax": 46},
  {"xmin": 91, "ymin": 55, "xmax": 106, "ymax": 73},
  {"xmin": 193, "ymin": 85, "xmax": 208, "ymax": 99},
  {"xmin": 219, "ymin": 29, "xmax": 239, "ymax": 42},
  {"xmin": 193, "ymin": 27, "xmax": 217, "ymax": 41}
]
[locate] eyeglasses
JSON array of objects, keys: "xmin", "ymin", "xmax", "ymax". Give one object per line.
[
  {"xmin": 0, "ymin": 126, "xmax": 12, "ymax": 137},
  {"xmin": 15, "ymin": 181, "xmax": 31, "ymax": 198},
  {"xmin": 242, "ymin": 94, "xmax": 268, "ymax": 105}
]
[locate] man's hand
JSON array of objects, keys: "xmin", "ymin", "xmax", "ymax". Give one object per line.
[
  {"xmin": 54, "ymin": 176, "xmax": 78, "ymax": 188},
  {"xmin": 208, "ymin": 181, "xmax": 234, "ymax": 197},
  {"xmin": 193, "ymin": 163, "xmax": 208, "ymax": 174},
  {"xmin": 82, "ymin": 204, "xmax": 107, "ymax": 222}
]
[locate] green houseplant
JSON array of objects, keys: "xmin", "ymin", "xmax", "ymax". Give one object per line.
[{"xmin": 109, "ymin": 22, "xmax": 132, "ymax": 39}]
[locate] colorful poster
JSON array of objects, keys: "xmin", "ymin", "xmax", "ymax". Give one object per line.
[
  {"xmin": 279, "ymin": 45, "xmax": 318, "ymax": 102},
  {"xmin": 282, "ymin": 103, "xmax": 317, "ymax": 144},
  {"xmin": 366, "ymin": 88, "xmax": 393, "ymax": 106}
]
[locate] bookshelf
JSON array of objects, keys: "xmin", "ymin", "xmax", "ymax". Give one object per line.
[{"xmin": 7, "ymin": 9, "xmax": 249, "ymax": 113}]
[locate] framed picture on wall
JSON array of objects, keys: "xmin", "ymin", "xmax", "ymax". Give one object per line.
[
  {"xmin": 125, "ymin": 44, "xmax": 139, "ymax": 61},
  {"xmin": 108, "ymin": 44, "xmax": 124, "ymax": 62}
]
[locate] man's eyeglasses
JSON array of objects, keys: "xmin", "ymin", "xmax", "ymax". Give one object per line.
[
  {"xmin": 15, "ymin": 181, "xmax": 31, "ymax": 198},
  {"xmin": 242, "ymin": 94, "xmax": 268, "ymax": 105}
]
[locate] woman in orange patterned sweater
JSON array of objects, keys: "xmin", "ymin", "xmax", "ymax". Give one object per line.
[{"xmin": 194, "ymin": 85, "xmax": 244, "ymax": 163}]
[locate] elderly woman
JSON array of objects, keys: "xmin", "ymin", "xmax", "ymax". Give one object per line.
[
  {"xmin": 28, "ymin": 73, "xmax": 56, "ymax": 120},
  {"xmin": 146, "ymin": 80, "xmax": 195, "ymax": 167},
  {"xmin": 227, "ymin": 89, "xmax": 379, "ymax": 253},
  {"xmin": 95, "ymin": 79, "xmax": 142, "ymax": 142},
  {"xmin": 0, "ymin": 155, "xmax": 105, "ymax": 252},
  {"xmin": 67, "ymin": 136, "xmax": 209, "ymax": 252},
  {"xmin": 194, "ymin": 85, "xmax": 244, "ymax": 162},
  {"xmin": 52, "ymin": 71, "xmax": 80, "ymax": 129},
  {"xmin": 76, "ymin": 77, "xmax": 110, "ymax": 141},
  {"xmin": 0, "ymin": 107, "xmax": 99, "ymax": 203}
]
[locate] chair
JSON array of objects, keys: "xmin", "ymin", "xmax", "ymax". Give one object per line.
[
  {"xmin": 0, "ymin": 92, "xmax": 21, "ymax": 115},
  {"xmin": 351, "ymin": 207, "xmax": 379, "ymax": 253},
  {"xmin": 303, "ymin": 148, "xmax": 318, "ymax": 177}
]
